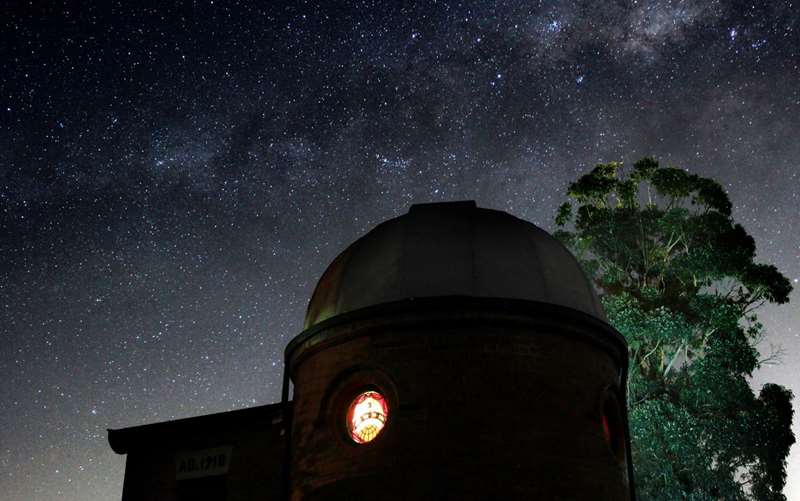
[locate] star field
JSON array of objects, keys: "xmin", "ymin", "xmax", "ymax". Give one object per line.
[{"xmin": 1, "ymin": 2, "xmax": 799, "ymax": 499}]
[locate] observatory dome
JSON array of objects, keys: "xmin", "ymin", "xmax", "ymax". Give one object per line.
[{"xmin": 304, "ymin": 201, "xmax": 606, "ymax": 329}]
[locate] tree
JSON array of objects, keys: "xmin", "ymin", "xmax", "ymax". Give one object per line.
[{"xmin": 554, "ymin": 158, "xmax": 795, "ymax": 500}]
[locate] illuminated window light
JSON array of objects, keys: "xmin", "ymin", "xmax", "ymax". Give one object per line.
[
  {"xmin": 346, "ymin": 390, "xmax": 388, "ymax": 444},
  {"xmin": 602, "ymin": 392, "xmax": 626, "ymax": 464},
  {"xmin": 601, "ymin": 413, "xmax": 612, "ymax": 445}
]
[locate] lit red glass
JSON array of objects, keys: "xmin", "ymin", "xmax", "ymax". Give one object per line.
[
  {"xmin": 346, "ymin": 390, "xmax": 388, "ymax": 444},
  {"xmin": 601, "ymin": 413, "xmax": 612, "ymax": 444}
]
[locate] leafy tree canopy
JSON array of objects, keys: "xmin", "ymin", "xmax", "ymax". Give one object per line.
[{"xmin": 555, "ymin": 158, "xmax": 794, "ymax": 500}]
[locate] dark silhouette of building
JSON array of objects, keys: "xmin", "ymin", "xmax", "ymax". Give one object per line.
[{"xmin": 109, "ymin": 201, "xmax": 635, "ymax": 500}]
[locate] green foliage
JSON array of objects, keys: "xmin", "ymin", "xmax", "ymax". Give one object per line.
[
  {"xmin": 556, "ymin": 158, "xmax": 794, "ymax": 500},
  {"xmin": 555, "ymin": 202, "xmax": 572, "ymax": 227}
]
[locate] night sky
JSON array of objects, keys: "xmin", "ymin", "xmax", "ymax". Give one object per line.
[{"xmin": 2, "ymin": 1, "xmax": 799, "ymax": 499}]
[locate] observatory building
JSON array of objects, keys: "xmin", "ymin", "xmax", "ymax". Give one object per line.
[{"xmin": 108, "ymin": 201, "xmax": 635, "ymax": 500}]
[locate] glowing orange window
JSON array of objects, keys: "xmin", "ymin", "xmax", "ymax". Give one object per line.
[{"xmin": 346, "ymin": 390, "xmax": 388, "ymax": 444}]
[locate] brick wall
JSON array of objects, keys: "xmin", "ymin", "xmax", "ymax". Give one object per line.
[{"xmin": 288, "ymin": 303, "xmax": 630, "ymax": 500}]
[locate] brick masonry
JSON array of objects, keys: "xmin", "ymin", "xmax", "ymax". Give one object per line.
[{"xmin": 287, "ymin": 301, "xmax": 631, "ymax": 500}]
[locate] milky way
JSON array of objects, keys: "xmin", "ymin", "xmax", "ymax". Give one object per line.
[{"xmin": 2, "ymin": 2, "xmax": 799, "ymax": 499}]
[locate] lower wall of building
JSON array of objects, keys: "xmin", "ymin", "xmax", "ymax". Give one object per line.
[
  {"xmin": 120, "ymin": 421, "xmax": 284, "ymax": 501},
  {"xmin": 288, "ymin": 306, "xmax": 630, "ymax": 500}
]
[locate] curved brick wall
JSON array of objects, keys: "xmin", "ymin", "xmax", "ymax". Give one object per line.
[{"xmin": 286, "ymin": 299, "xmax": 631, "ymax": 501}]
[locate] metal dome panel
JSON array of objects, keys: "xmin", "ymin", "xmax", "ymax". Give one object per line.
[{"xmin": 304, "ymin": 201, "xmax": 606, "ymax": 328}]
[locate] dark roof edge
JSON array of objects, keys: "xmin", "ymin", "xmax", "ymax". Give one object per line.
[
  {"xmin": 288, "ymin": 296, "xmax": 628, "ymax": 371},
  {"xmin": 107, "ymin": 401, "xmax": 286, "ymax": 454},
  {"xmin": 408, "ymin": 200, "xmax": 477, "ymax": 212}
]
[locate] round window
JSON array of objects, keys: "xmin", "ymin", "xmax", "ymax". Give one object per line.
[
  {"xmin": 346, "ymin": 390, "xmax": 388, "ymax": 444},
  {"xmin": 601, "ymin": 390, "xmax": 626, "ymax": 464}
]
